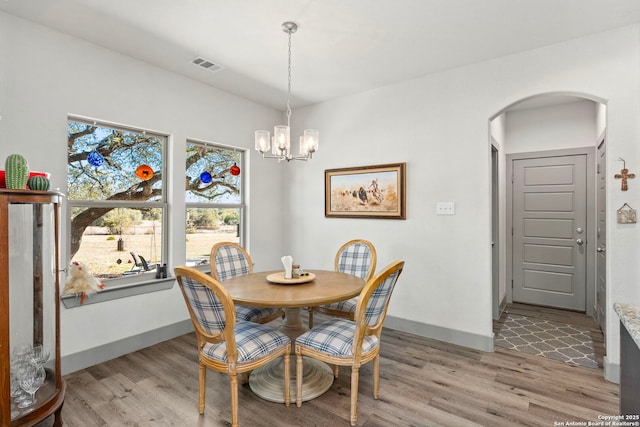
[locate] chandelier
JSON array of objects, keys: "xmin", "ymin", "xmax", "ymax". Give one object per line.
[{"xmin": 255, "ymin": 21, "xmax": 319, "ymax": 162}]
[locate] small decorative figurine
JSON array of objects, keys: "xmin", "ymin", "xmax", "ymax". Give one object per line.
[
  {"xmin": 5, "ymin": 154, "xmax": 29, "ymax": 189},
  {"xmin": 62, "ymin": 261, "xmax": 106, "ymax": 304},
  {"xmin": 27, "ymin": 175, "xmax": 50, "ymax": 191},
  {"xmin": 281, "ymin": 255, "xmax": 293, "ymax": 279}
]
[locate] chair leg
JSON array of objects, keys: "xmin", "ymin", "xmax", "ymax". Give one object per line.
[
  {"xmin": 350, "ymin": 366, "xmax": 360, "ymax": 426},
  {"xmin": 283, "ymin": 352, "xmax": 291, "ymax": 406},
  {"xmin": 307, "ymin": 307, "xmax": 314, "ymax": 328},
  {"xmin": 333, "ymin": 364, "xmax": 339, "ymax": 378},
  {"xmin": 198, "ymin": 363, "xmax": 206, "ymax": 414},
  {"xmin": 373, "ymin": 354, "xmax": 380, "ymax": 399},
  {"xmin": 230, "ymin": 372, "xmax": 239, "ymax": 427},
  {"xmin": 241, "ymin": 372, "xmax": 249, "ymax": 384},
  {"xmin": 296, "ymin": 349, "xmax": 303, "ymax": 407}
]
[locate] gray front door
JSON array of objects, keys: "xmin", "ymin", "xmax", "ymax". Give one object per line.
[
  {"xmin": 512, "ymin": 155, "xmax": 587, "ymax": 310},
  {"xmin": 596, "ymin": 139, "xmax": 606, "ymax": 333}
]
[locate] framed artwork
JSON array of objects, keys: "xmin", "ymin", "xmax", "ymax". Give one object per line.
[{"xmin": 325, "ymin": 162, "xmax": 406, "ymax": 219}]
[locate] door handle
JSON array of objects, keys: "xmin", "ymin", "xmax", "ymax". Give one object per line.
[
  {"xmin": 576, "ymin": 238, "xmax": 584, "ymax": 245},
  {"xmin": 597, "ymin": 246, "xmax": 606, "ymax": 253}
]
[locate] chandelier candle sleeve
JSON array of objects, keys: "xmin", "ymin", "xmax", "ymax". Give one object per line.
[
  {"xmin": 255, "ymin": 130, "xmax": 270, "ymax": 153},
  {"xmin": 274, "ymin": 125, "xmax": 290, "ymax": 154},
  {"xmin": 302, "ymin": 129, "xmax": 319, "ymax": 155}
]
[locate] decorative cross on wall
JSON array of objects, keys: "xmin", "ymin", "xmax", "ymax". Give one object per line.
[{"xmin": 614, "ymin": 158, "xmax": 635, "ymax": 191}]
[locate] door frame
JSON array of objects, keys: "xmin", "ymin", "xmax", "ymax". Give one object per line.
[
  {"xmin": 506, "ymin": 146, "xmax": 596, "ymax": 315},
  {"xmin": 596, "ymin": 132, "xmax": 606, "ymax": 333},
  {"xmin": 491, "ymin": 144, "xmax": 500, "ymax": 320}
]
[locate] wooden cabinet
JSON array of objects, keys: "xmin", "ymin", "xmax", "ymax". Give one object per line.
[{"xmin": 0, "ymin": 189, "xmax": 65, "ymax": 426}]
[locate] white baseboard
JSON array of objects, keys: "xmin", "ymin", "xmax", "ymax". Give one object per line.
[
  {"xmin": 384, "ymin": 315, "xmax": 494, "ymax": 352},
  {"xmin": 61, "ymin": 319, "xmax": 194, "ymax": 375},
  {"xmin": 66, "ymin": 315, "xmax": 614, "ymax": 380},
  {"xmin": 603, "ymin": 355, "xmax": 620, "ymax": 384}
]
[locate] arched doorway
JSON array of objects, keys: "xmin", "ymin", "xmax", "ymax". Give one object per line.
[{"xmin": 490, "ymin": 93, "xmax": 607, "ymax": 363}]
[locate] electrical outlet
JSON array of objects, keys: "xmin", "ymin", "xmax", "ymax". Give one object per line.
[{"xmin": 436, "ymin": 202, "xmax": 455, "ymax": 215}]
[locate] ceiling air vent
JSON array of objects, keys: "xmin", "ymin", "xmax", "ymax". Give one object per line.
[{"xmin": 190, "ymin": 57, "xmax": 223, "ymax": 73}]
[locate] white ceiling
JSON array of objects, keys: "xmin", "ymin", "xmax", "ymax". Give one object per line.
[{"xmin": 3, "ymin": 0, "xmax": 640, "ymax": 109}]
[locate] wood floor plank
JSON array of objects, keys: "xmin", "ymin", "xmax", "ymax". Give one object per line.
[{"xmin": 61, "ymin": 308, "xmax": 619, "ymax": 426}]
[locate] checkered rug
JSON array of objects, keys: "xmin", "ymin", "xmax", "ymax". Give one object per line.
[{"xmin": 495, "ymin": 313, "xmax": 598, "ymax": 369}]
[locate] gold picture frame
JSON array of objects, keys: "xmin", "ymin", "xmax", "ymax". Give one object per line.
[{"xmin": 325, "ymin": 162, "xmax": 406, "ymax": 219}]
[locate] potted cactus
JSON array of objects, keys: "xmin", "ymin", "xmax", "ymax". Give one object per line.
[
  {"xmin": 28, "ymin": 175, "xmax": 51, "ymax": 191},
  {"xmin": 4, "ymin": 154, "xmax": 29, "ymax": 189}
]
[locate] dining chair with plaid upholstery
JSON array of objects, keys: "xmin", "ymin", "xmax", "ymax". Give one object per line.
[
  {"xmin": 174, "ymin": 266, "xmax": 291, "ymax": 427},
  {"xmin": 295, "ymin": 260, "xmax": 404, "ymax": 426},
  {"xmin": 308, "ymin": 239, "xmax": 377, "ymax": 328},
  {"xmin": 210, "ymin": 242, "xmax": 284, "ymax": 324}
]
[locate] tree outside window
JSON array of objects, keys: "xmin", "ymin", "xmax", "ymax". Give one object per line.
[
  {"xmin": 67, "ymin": 118, "xmax": 166, "ymax": 280},
  {"xmin": 185, "ymin": 141, "xmax": 244, "ymax": 267}
]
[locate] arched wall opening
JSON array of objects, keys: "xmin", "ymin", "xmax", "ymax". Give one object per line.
[{"xmin": 489, "ymin": 92, "xmax": 607, "ymax": 349}]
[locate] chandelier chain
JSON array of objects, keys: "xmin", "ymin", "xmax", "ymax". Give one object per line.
[{"xmin": 286, "ymin": 27, "xmax": 292, "ymax": 127}]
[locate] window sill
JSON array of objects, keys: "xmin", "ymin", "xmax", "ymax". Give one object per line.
[{"xmin": 61, "ymin": 276, "xmax": 176, "ymax": 308}]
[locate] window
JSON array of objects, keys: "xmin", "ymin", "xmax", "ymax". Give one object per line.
[
  {"xmin": 67, "ymin": 118, "xmax": 167, "ymax": 283},
  {"xmin": 185, "ymin": 141, "xmax": 244, "ymax": 267}
]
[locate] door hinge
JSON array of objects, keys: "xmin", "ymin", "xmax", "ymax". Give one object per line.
[{"xmin": 511, "ymin": 280, "xmax": 514, "ymax": 289}]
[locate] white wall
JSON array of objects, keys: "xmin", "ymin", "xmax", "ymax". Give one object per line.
[
  {"xmin": 0, "ymin": 12, "xmax": 286, "ymax": 362},
  {"xmin": 505, "ymin": 100, "xmax": 598, "ymax": 153},
  {"xmin": 288, "ymin": 25, "xmax": 640, "ymax": 380}
]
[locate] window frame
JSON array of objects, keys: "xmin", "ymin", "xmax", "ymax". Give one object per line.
[
  {"xmin": 65, "ymin": 115, "xmax": 169, "ymax": 290},
  {"xmin": 185, "ymin": 139, "xmax": 246, "ymax": 272}
]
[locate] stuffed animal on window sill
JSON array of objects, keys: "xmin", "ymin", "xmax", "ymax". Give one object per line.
[{"xmin": 62, "ymin": 261, "xmax": 106, "ymax": 304}]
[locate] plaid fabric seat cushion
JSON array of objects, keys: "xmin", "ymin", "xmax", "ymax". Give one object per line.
[
  {"xmin": 202, "ymin": 321, "xmax": 290, "ymax": 363},
  {"xmin": 236, "ymin": 305, "xmax": 281, "ymax": 322},
  {"xmin": 296, "ymin": 319, "xmax": 379, "ymax": 357},
  {"xmin": 319, "ymin": 296, "xmax": 358, "ymax": 314}
]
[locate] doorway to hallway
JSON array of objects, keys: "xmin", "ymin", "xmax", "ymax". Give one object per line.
[{"xmin": 491, "ymin": 94, "xmax": 606, "ymax": 353}]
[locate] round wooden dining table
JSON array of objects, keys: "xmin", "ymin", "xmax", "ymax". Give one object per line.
[{"xmin": 221, "ymin": 269, "xmax": 365, "ymax": 403}]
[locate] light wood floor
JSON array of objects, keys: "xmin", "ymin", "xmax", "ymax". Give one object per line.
[{"xmin": 60, "ymin": 310, "xmax": 619, "ymax": 426}]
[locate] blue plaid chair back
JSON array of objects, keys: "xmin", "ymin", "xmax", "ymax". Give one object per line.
[
  {"xmin": 180, "ymin": 275, "xmax": 227, "ymax": 335},
  {"xmin": 213, "ymin": 244, "xmax": 252, "ymax": 281},
  {"xmin": 364, "ymin": 268, "xmax": 402, "ymax": 326},
  {"xmin": 337, "ymin": 242, "xmax": 374, "ymax": 280}
]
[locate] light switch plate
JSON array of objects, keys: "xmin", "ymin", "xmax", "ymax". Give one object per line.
[{"xmin": 436, "ymin": 202, "xmax": 455, "ymax": 215}]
